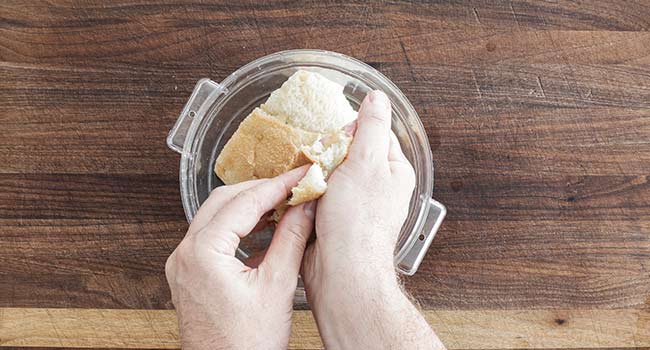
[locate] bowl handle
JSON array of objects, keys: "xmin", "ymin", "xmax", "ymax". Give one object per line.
[
  {"xmin": 397, "ymin": 198, "xmax": 447, "ymax": 275},
  {"xmin": 167, "ymin": 79, "xmax": 227, "ymax": 153}
]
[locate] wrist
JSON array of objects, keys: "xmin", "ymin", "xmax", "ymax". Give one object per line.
[
  {"xmin": 308, "ymin": 239, "xmax": 400, "ymax": 307},
  {"xmin": 309, "ymin": 262, "xmax": 401, "ymax": 316},
  {"xmin": 310, "ymin": 275, "xmax": 409, "ymax": 349},
  {"xmin": 318, "ymin": 237, "xmax": 397, "ymax": 277}
]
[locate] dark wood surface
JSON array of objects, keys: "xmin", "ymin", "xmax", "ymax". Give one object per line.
[{"xmin": 2, "ymin": 0, "xmax": 649, "ymax": 317}]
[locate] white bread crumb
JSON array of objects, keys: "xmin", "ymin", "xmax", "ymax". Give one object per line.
[{"xmin": 261, "ymin": 70, "xmax": 357, "ymax": 133}]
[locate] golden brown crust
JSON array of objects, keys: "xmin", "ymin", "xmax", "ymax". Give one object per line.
[{"xmin": 215, "ymin": 108, "xmax": 320, "ymax": 185}]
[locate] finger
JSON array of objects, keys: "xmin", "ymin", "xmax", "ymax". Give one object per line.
[
  {"xmin": 190, "ymin": 178, "xmax": 269, "ymax": 233},
  {"xmin": 388, "ymin": 131, "xmax": 409, "ymax": 163},
  {"xmin": 261, "ymin": 201, "xmax": 316, "ymax": 280},
  {"xmin": 204, "ymin": 165, "xmax": 309, "ymax": 241},
  {"xmin": 348, "ymin": 90, "xmax": 392, "ymax": 163}
]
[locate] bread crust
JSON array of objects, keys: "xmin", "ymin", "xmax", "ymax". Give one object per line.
[
  {"xmin": 215, "ymin": 108, "xmax": 320, "ymax": 184},
  {"xmin": 287, "ymin": 163, "xmax": 327, "ymax": 205}
]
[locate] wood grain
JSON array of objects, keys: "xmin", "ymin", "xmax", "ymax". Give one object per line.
[
  {"xmin": 2, "ymin": 62, "xmax": 649, "ymax": 175},
  {"xmin": 1, "ymin": 0, "xmax": 650, "ymax": 347},
  {"xmin": 1, "ymin": 175, "xmax": 648, "ymax": 309},
  {"xmin": 2, "ymin": 1, "xmax": 650, "ymax": 66},
  {"xmin": 2, "ymin": 308, "xmax": 649, "ymax": 349}
]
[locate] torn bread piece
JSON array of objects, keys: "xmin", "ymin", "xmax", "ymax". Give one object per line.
[
  {"xmin": 215, "ymin": 70, "xmax": 357, "ymax": 216},
  {"xmin": 288, "ymin": 163, "xmax": 328, "ymax": 206},
  {"xmin": 284, "ymin": 132, "xmax": 352, "ymax": 206},
  {"xmin": 302, "ymin": 131, "xmax": 353, "ymax": 177}
]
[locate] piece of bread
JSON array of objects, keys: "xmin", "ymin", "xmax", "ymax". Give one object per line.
[
  {"xmin": 215, "ymin": 108, "xmax": 319, "ymax": 184},
  {"xmin": 288, "ymin": 163, "xmax": 327, "ymax": 205},
  {"xmin": 215, "ymin": 70, "xmax": 357, "ymax": 211},
  {"xmin": 261, "ymin": 70, "xmax": 357, "ymax": 133},
  {"xmin": 302, "ymin": 131, "xmax": 353, "ymax": 177}
]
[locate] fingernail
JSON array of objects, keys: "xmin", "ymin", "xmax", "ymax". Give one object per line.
[
  {"xmin": 303, "ymin": 201, "xmax": 317, "ymax": 218},
  {"xmin": 368, "ymin": 90, "xmax": 389, "ymax": 107}
]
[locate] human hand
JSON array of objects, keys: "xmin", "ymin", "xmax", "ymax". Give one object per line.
[
  {"xmin": 301, "ymin": 91, "xmax": 443, "ymax": 349},
  {"xmin": 302, "ymin": 90, "xmax": 415, "ymax": 293},
  {"xmin": 165, "ymin": 166, "xmax": 315, "ymax": 350}
]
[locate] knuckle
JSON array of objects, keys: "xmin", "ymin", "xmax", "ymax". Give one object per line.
[
  {"xmin": 164, "ymin": 254, "xmax": 175, "ymax": 279},
  {"xmin": 269, "ymin": 269, "xmax": 294, "ymax": 284},
  {"xmin": 211, "ymin": 234, "xmax": 240, "ymax": 255},
  {"xmin": 349, "ymin": 151, "xmax": 385, "ymax": 171},
  {"xmin": 364, "ymin": 110, "xmax": 389, "ymax": 124},
  {"xmin": 354, "ymin": 148, "xmax": 378, "ymax": 163},
  {"xmin": 234, "ymin": 190, "xmax": 262, "ymax": 214},
  {"xmin": 172, "ymin": 240, "xmax": 198, "ymax": 270},
  {"xmin": 284, "ymin": 222, "xmax": 310, "ymax": 244},
  {"xmin": 175, "ymin": 240, "xmax": 192, "ymax": 257},
  {"xmin": 208, "ymin": 185, "xmax": 231, "ymax": 199},
  {"xmin": 273, "ymin": 179, "xmax": 291, "ymax": 197}
]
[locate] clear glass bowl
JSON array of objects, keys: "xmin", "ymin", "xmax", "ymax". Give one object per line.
[{"xmin": 167, "ymin": 50, "xmax": 446, "ymax": 300}]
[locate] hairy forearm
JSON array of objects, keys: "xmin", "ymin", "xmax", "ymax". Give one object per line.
[{"xmin": 312, "ymin": 272, "xmax": 446, "ymax": 349}]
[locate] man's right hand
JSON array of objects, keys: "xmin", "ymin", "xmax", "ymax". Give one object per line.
[{"xmin": 301, "ymin": 90, "xmax": 446, "ymax": 349}]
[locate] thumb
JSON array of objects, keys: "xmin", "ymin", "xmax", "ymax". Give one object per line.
[
  {"xmin": 261, "ymin": 201, "xmax": 316, "ymax": 280},
  {"xmin": 347, "ymin": 90, "xmax": 392, "ymax": 163}
]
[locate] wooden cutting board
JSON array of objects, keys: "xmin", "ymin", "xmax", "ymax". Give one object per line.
[{"xmin": 1, "ymin": 1, "xmax": 649, "ymax": 349}]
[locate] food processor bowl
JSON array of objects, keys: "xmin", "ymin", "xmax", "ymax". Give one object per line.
[{"xmin": 167, "ymin": 49, "xmax": 446, "ymax": 302}]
